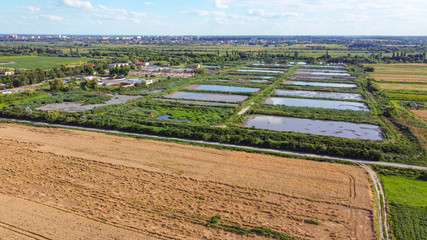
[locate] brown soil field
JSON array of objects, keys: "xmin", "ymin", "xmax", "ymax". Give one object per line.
[
  {"xmin": 411, "ymin": 110, "xmax": 427, "ymax": 121},
  {"xmin": 0, "ymin": 123, "xmax": 375, "ymax": 240},
  {"xmin": 370, "ymin": 74, "xmax": 427, "ymax": 82},
  {"xmin": 378, "ymin": 83, "xmax": 427, "ymax": 91}
]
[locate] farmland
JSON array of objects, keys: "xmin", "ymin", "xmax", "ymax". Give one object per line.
[
  {"xmin": 374, "ymin": 166, "xmax": 427, "ymax": 240},
  {"xmin": 0, "ymin": 123, "xmax": 375, "ymax": 239},
  {"xmin": 0, "ymin": 37, "xmax": 426, "ymax": 240},
  {"xmin": 1, "ymin": 62, "xmax": 425, "ymax": 166},
  {"xmin": 0, "ymin": 56, "xmax": 89, "ymax": 69}
]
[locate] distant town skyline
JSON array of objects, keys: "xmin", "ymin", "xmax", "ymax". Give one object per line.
[{"xmin": 2, "ymin": 0, "xmax": 427, "ymax": 36}]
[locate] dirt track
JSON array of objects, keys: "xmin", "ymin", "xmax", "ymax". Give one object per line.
[{"xmin": 0, "ymin": 123, "xmax": 375, "ymax": 239}]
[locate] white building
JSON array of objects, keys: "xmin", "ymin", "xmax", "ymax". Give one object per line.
[
  {"xmin": 108, "ymin": 63, "xmax": 129, "ymax": 69},
  {"xmin": 0, "ymin": 71, "xmax": 14, "ymax": 76}
]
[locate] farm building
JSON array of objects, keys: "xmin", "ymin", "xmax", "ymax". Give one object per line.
[{"xmin": 135, "ymin": 62, "xmax": 150, "ymax": 67}]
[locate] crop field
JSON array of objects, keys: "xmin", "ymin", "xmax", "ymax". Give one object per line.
[
  {"xmin": 368, "ymin": 64, "xmax": 427, "ymax": 91},
  {"xmin": 370, "ymin": 74, "xmax": 427, "ymax": 82},
  {"xmin": 378, "ymin": 173, "xmax": 427, "ymax": 240},
  {"xmin": 367, "ymin": 64, "xmax": 427, "ymax": 74},
  {"xmin": 0, "ymin": 123, "xmax": 375, "ymax": 239},
  {"xmin": 378, "ymin": 83, "xmax": 427, "ymax": 91},
  {"xmin": 411, "ymin": 110, "xmax": 427, "ymax": 121},
  {"xmin": 0, "ymin": 56, "xmax": 89, "ymax": 69}
]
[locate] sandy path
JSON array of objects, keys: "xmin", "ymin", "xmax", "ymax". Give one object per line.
[{"xmin": 0, "ymin": 123, "xmax": 376, "ymax": 239}]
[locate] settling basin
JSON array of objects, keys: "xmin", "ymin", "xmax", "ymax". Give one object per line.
[
  {"xmin": 264, "ymin": 97, "xmax": 369, "ymax": 111},
  {"xmin": 186, "ymin": 85, "xmax": 260, "ymax": 93},
  {"xmin": 243, "ymin": 115, "xmax": 383, "ymax": 140},
  {"xmin": 285, "ymin": 81, "xmax": 357, "ymax": 88},
  {"xmin": 227, "ymin": 74, "xmax": 275, "ymax": 79},
  {"xmin": 238, "ymin": 69, "xmax": 284, "ymax": 74},
  {"xmin": 274, "ymin": 90, "xmax": 364, "ymax": 100},
  {"xmin": 165, "ymin": 91, "xmax": 248, "ymax": 102}
]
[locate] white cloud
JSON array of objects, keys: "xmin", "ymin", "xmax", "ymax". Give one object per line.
[
  {"xmin": 247, "ymin": 9, "xmax": 303, "ymax": 18},
  {"xmin": 144, "ymin": 2, "xmax": 154, "ymax": 6},
  {"xmin": 191, "ymin": 9, "xmax": 255, "ymax": 24},
  {"xmin": 192, "ymin": 9, "xmax": 228, "ymax": 24},
  {"xmin": 131, "ymin": 12, "xmax": 146, "ymax": 18},
  {"xmin": 98, "ymin": 5, "xmax": 127, "ymax": 15},
  {"xmin": 21, "ymin": 6, "xmax": 41, "ymax": 13},
  {"xmin": 63, "ymin": 0, "xmax": 93, "ymax": 10},
  {"xmin": 41, "ymin": 14, "xmax": 64, "ymax": 21},
  {"xmin": 212, "ymin": 0, "xmax": 232, "ymax": 9}
]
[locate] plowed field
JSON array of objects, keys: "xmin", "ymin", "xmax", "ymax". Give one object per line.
[{"xmin": 0, "ymin": 123, "xmax": 375, "ymax": 240}]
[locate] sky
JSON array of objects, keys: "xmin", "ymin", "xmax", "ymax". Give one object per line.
[{"xmin": 1, "ymin": 0, "xmax": 427, "ymax": 35}]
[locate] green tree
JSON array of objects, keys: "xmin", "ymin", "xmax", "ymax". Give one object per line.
[
  {"xmin": 80, "ymin": 79, "xmax": 98, "ymax": 91},
  {"xmin": 49, "ymin": 78, "xmax": 65, "ymax": 91}
]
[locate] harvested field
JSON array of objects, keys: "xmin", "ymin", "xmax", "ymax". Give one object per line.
[
  {"xmin": 0, "ymin": 123, "xmax": 375, "ymax": 240},
  {"xmin": 411, "ymin": 110, "xmax": 427, "ymax": 121},
  {"xmin": 368, "ymin": 64, "xmax": 427, "ymax": 74},
  {"xmin": 370, "ymin": 74, "xmax": 427, "ymax": 82},
  {"xmin": 378, "ymin": 83, "xmax": 427, "ymax": 91}
]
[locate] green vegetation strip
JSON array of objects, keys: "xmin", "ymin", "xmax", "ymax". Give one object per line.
[
  {"xmin": 208, "ymin": 215, "xmax": 300, "ymax": 240},
  {"xmin": 0, "ymin": 118, "xmax": 358, "ymax": 167},
  {"xmin": 372, "ymin": 165, "xmax": 427, "ymax": 240},
  {"xmin": 0, "ymin": 90, "xmax": 49, "ymax": 107}
]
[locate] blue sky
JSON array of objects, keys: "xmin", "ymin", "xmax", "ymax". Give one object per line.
[{"xmin": 1, "ymin": 0, "xmax": 427, "ymax": 35}]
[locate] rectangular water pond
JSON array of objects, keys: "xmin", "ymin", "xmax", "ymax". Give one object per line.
[
  {"xmin": 297, "ymin": 69, "xmax": 348, "ymax": 73},
  {"xmin": 186, "ymin": 85, "xmax": 260, "ymax": 93},
  {"xmin": 165, "ymin": 91, "xmax": 248, "ymax": 102},
  {"xmin": 285, "ymin": 81, "xmax": 357, "ymax": 88},
  {"xmin": 301, "ymin": 65, "xmax": 345, "ymax": 69},
  {"xmin": 264, "ymin": 97, "xmax": 369, "ymax": 111},
  {"xmin": 274, "ymin": 90, "xmax": 364, "ymax": 100},
  {"xmin": 227, "ymin": 74, "xmax": 275, "ymax": 79},
  {"xmin": 238, "ymin": 69, "xmax": 284, "ymax": 74},
  {"xmin": 308, "ymin": 72, "xmax": 350, "ymax": 76},
  {"xmin": 243, "ymin": 115, "xmax": 383, "ymax": 140},
  {"xmin": 215, "ymin": 79, "xmax": 270, "ymax": 83}
]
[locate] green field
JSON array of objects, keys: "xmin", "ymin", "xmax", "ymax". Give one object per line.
[
  {"xmin": 0, "ymin": 56, "xmax": 89, "ymax": 69},
  {"xmin": 379, "ymin": 174, "xmax": 427, "ymax": 240}
]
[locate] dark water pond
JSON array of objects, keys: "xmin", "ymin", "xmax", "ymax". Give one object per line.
[{"xmin": 243, "ymin": 115, "xmax": 383, "ymax": 140}]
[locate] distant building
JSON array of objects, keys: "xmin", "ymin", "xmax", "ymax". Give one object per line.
[
  {"xmin": 108, "ymin": 63, "xmax": 129, "ymax": 69},
  {"xmin": 186, "ymin": 64, "xmax": 201, "ymax": 69},
  {"xmin": 135, "ymin": 62, "xmax": 149, "ymax": 67},
  {"xmin": 0, "ymin": 71, "xmax": 14, "ymax": 76}
]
